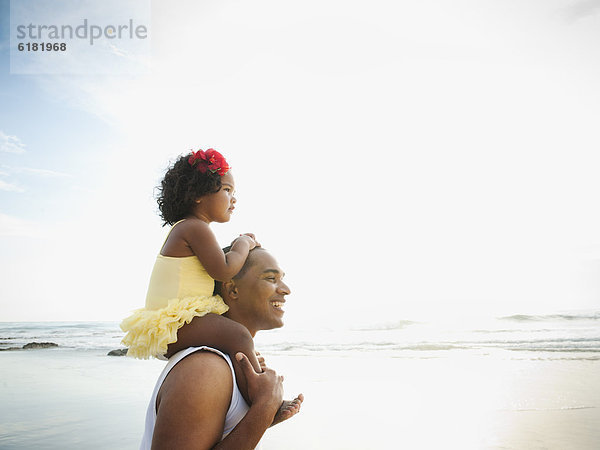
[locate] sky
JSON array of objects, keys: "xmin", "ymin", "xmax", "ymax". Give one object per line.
[{"xmin": 1, "ymin": 0, "xmax": 600, "ymax": 328}]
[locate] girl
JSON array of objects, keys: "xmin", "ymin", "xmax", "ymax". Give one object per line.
[{"xmin": 121, "ymin": 149, "xmax": 301, "ymax": 421}]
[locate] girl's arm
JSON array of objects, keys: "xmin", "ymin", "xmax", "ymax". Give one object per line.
[
  {"xmin": 166, "ymin": 314, "xmax": 263, "ymax": 405},
  {"xmin": 181, "ymin": 220, "xmax": 257, "ymax": 281}
]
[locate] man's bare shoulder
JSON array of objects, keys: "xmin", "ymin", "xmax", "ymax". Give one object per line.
[
  {"xmin": 160, "ymin": 350, "xmax": 232, "ymax": 400},
  {"xmin": 153, "ymin": 351, "xmax": 234, "ymax": 449}
]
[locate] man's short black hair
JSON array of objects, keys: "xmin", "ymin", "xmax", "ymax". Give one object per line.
[{"xmin": 213, "ymin": 247, "xmax": 266, "ymax": 295}]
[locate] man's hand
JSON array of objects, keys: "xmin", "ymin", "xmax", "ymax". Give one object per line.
[
  {"xmin": 254, "ymin": 350, "xmax": 304, "ymax": 426},
  {"xmin": 236, "ymin": 352, "xmax": 283, "ymax": 413},
  {"xmin": 255, "ymin": 351, "xmax": 266, "ymax": 371}
]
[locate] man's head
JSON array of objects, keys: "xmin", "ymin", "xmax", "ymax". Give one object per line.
[{"xmin": 215, "ymin": 248, "xmax": 291, "ymax": 336}]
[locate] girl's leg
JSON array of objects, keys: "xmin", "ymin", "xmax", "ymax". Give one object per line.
[
  {"xmin": 271, "ymin": 394, "xmax": 304, "ymax": 427},
  {"xmin": 165, "ymin": 314, "xmax": 262, "ymax": 404}
]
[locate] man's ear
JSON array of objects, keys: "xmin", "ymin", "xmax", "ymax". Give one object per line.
[{"xmin": 222, "ymin": 280, "xmax": 239, "ymax": 300}]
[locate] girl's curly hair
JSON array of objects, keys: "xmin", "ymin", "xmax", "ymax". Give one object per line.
[{"xmin": 157, "ymin": 154, "xmax": 222, "ymax": 225}]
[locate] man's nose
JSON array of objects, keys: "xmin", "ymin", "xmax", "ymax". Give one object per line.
[{"xmin": 277, "ymin": 280, "xmax": 291, "ymax": 295}]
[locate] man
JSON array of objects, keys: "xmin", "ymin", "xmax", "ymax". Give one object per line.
[{"xmin": 140, "ymin": 248, "xmax": 302, "ymax": 449}]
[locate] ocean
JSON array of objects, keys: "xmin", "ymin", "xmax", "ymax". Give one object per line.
[
  {"xmin": 1, "ymin": 312, "xmax": 599, "ymax": 449},
  {"xmin": 2, "ymin": 311, "xmax": 599, "ymax": 357}
]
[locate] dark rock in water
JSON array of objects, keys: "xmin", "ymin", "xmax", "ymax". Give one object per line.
[
  {"xmin": 107, "ymin": 348, "xmax": 128, "ymax": 356},
  {"xmin": 22, "ymin": 342, "xmax": 58, "ymax": 349}
]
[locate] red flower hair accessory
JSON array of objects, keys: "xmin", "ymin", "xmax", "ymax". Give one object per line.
[{"xmin": 188, "ymin": 148, "xmax": 230, "ymax": 176}]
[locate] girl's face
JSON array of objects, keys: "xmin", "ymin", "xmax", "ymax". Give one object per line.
[{"xmin": 194, "ymin": 171, "xmax": 237, "ymax": 223}]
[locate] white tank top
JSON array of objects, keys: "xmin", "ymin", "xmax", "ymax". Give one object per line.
[{"xmin": 139, "ymin": 346, "xmax": 251, "ymax": 449}]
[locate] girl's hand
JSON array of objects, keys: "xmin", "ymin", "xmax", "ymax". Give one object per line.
[
  {"xmin": 232, "ymin": 233, "xmax": 260, "ymax": 250},
  {"xmin": 240, "ymin": 233, "xmax": 260, "ymax": 248}
]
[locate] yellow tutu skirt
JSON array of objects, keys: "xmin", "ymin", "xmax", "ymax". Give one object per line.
[{"xmin": 120, "ymin": 294, "xmax": 229, "ymax": 359}]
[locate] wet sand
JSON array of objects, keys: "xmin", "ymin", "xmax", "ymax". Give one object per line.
[{"xmin": 1, "ymin": 348, "xmax": 599, "ymax": 449}]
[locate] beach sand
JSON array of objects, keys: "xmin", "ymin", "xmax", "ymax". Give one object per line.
[
  {"xmin": 1, "ymin": 348, "xmax": 599, "ymax": 449},
  {"xmin": 0, "ymin": 349, "xmax": 163, "ymax": 449},
  {"xmin": 263, "ymin": 352, "xmax": 600, "ymax": 449}
]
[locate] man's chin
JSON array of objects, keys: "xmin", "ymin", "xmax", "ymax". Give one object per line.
[{"xmin": 263, "ymin": 319, "xmax": 284, "ymax": 331}]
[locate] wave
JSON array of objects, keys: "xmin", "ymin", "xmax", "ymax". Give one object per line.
[
  {"xmin": 499, "ymin": 312, "xmax": 600, "ymax": 322},
  {"xmin": 2, "ymin": 320, "xmax": 599, "ymax": 357},
  {"xmin": 508, "ymin": 406, "xmax": 597, "ymax": 412},
  {"xmin": 353, "ymin": 320, "xmax": 418, "ymax": 331},
  {"xmin": 450, "ymin": 336, "xmax": 600, "ymax": 353},
  {"xmin": 473, "ymin": 328, "xmax": 559, "ymax": 334},
  {"xmin": 0, "ymin": 322, "xmax": 123, "ymax": 351},
  {"xmin": 508, "ymin": 347, "xmax": 600, "ymax": 353},
  {"xmin": 402, "ymin": 343, "xmax": 464, "ymax": 351},
  {"xmin": 261, "ymin": 341, "xmax": 468, "ymax": 353},
  {"xmin": 471, "ymin": 337, "xmax": 600, "ymax": 345},
  {"xmin": 259, "ymin": 334, "xmax": 600, "ymax": 356}
]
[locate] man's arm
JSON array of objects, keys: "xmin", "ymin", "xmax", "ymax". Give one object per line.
[
  {"xmin": 152, "ymin": 351, "xmax": 232, "ymax": 449},
  {"xmin": 152, "ymin": 351, "xmax": 282, "ymax": 450},
  {"xmin": 213, "ymin": 353, "xmax": 283, "ymax": 449}
]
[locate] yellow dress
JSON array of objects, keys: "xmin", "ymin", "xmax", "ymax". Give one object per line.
[{"xmin": 120, "ymin": 224, "xmax": 229, "ymax": 359}]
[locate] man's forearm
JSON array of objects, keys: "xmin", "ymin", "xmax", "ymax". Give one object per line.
[{"xmin": 212, "ymin": 402, "xmax": 275, "ymax": 450}]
